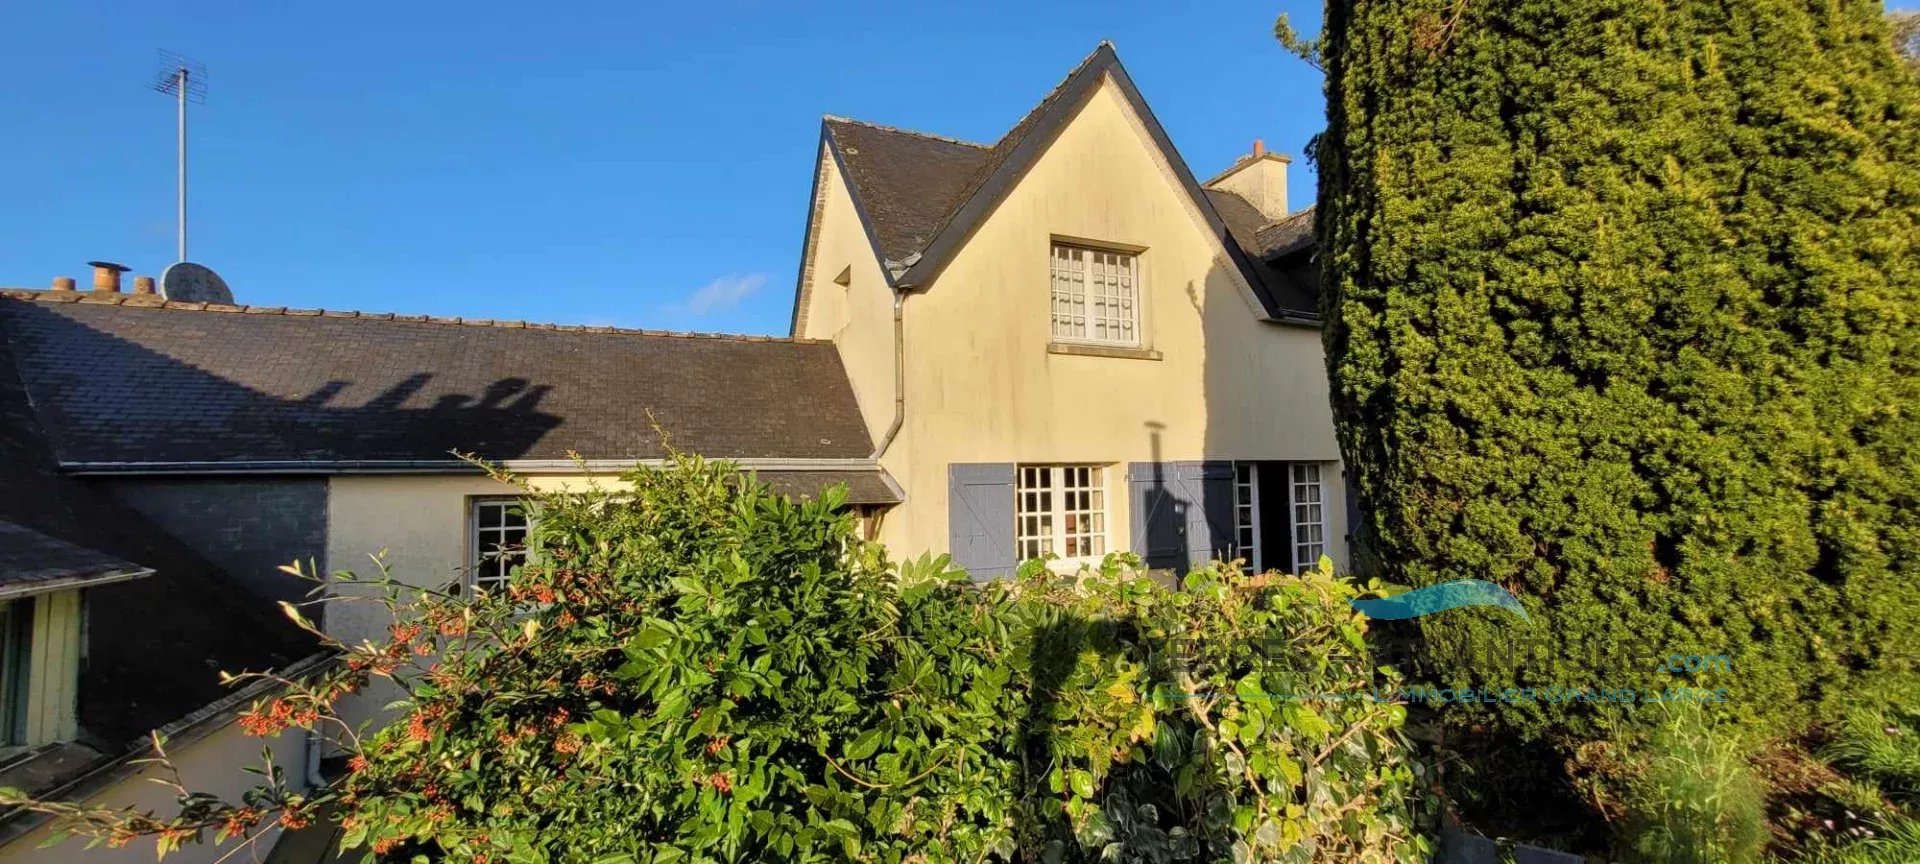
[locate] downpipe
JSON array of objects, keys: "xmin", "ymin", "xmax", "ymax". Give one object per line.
[{"xmin": 869, "ymin": 289, "xmax": 906, "ymax": 460}]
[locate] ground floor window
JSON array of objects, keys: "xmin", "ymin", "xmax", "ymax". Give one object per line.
[
  {"xmin": 1290, "ymin": 463, "xmax": 1326, "ymax": 573},
  {"xmin": 470, "ymin": 498, "xmax": 530, "ymax": 594},
  {"xmin": 1016, "ymin": 465, "xmax": 1108, "ymax": 561}
]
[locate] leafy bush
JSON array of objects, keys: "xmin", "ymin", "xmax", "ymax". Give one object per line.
[
  {"xmin": 1316, "ymin": 0, "xmax": 1920, "ymax": 743},
  {"xmin": 1608, "ymin": 703, "xmax": 1767, "ymax": 864},
  {"xmin": 4, "ymin": 456, "xmax": 1432, "ymax": 863}
]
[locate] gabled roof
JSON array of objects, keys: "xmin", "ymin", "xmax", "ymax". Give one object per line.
[
  {"xmin": 796, "ymin": 43, "xmax": 1322, "ymax": 326},
  {"xmin": 0, "ymin": 293, "xmax": 893, "ymax": 499}
]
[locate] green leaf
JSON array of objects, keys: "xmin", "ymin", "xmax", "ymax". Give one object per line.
[
  {"xmin": 844, "ymin": 728, "xmax": 886, "ymax": 761},
  {"xmin": 1069, "ymin": 769, "xmax": 1095, "ymax": 799}
]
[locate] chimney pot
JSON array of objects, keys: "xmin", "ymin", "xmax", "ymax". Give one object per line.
[
  {"xmin": 52, "ymin": 276, "xmax": 77, "ymax": 292},
  {"xmin": 134, "ymin": 275, "xmax": 156, "ymax": 295},
  {"xmin": 1253, "ymin": 139, "xmax": 1265, "ymax": 157},
  {"xmin": 86, "ymin": 261, "xmax": 129, "ymax": 294}
]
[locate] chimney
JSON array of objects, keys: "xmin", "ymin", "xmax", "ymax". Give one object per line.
[
  {"xmin": 133, "ymin": 275, "xmax": 156, "ymax": 295},
  {"xmin": 51, "ymin": 276, "xmax": 77, "ymax": 292},
  {"xmin": 1205, "ymin": 139, "xmax": 1291, "ymax": 222},
  {"xmin": 87, "ymin": 261, "xmax": 129, "ymax": 294}
]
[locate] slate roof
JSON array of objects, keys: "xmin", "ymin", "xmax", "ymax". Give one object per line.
[
  {"xmin": 821, "ymin": 118, "xmax": 990, "ymax": 269},
  {"xmin": 0, "ymin": 331, "xmax": 317, "ymax": 749},
  {"xmin": 802, "ymin": 43, "xmax": 1323, "ymax": 324},
  {"xmin": 0, "ymin": 292, "xmax": 879, "ymax": 470},
  {"xmin": 750, "ymin": 469, "xmax": 901, "ymax": 506},
  {"xmin": 0, "ymin": 519, "xmax": 151, "ymax": 599},
  {"xmin": 1207, "ymin": 193, "xmax": 1320, "ymax": 315}
]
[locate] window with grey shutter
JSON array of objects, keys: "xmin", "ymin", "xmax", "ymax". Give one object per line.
[
  {"xmin": 1128, "ymin": 461, "xmax": 1235, "ymax": 571},
  {"xmin": 1180, "ymin": 461, "xmax": 1237, "ymax": 569},
  {"xmin": 1128, "ymin": 462, "xmax": 1187, "ymax": 570},
  {"xmin": 948, "ymin": 464, "xmax": 1017, "ymax": 579}
]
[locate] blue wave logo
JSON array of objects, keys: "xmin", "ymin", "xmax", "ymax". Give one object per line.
[{"xmin": 1350, "ymin": 579, "xmax": 1529, "ymax": 621}]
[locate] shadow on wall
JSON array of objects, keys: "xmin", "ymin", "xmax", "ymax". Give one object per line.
[{"xmin": 1126, "ymin": 257, "xmax": 1318, "ymax": 578}]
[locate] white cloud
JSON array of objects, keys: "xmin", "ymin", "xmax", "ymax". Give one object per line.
[{"xmin": 676, "ymin": 272, "xmax": 768, "ymax": 316}]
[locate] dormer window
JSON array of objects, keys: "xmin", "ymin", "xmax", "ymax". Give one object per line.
[{"xmin": 1050, "ymin": 242, "xmax": 1140, "ymax": 346}]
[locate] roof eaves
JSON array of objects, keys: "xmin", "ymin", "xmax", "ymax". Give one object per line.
[{"xmin": 0, "ymin": 566, "xmax": 154, "ymax": 601}]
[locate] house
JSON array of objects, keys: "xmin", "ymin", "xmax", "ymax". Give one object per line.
[
  {"xmin": 789, "ymin": 42, "xmax": 1342, "ymax": 577},
  {"xmin": 0, "ymin": 40, "xmax": 1340, "ymax": 859}
]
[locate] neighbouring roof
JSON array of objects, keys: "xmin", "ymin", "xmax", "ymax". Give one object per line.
[
  {"xmin": 0, "ymin": 519, "xmax": 152, "ymax": 599},
  {"xmin": 0, "ymin": 293, "xmax": 880, "ymax": 472},
  {"xmin": 803, "ymin": 42, "xmax": 1322, "ymax": 325},
  {"xmin": 0, "ymin": 331, "xmax": 317, "ymax": 750}
]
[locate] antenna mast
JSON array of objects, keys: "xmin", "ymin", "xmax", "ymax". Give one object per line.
[{"xmin": 152, "ymin": 50, "xmax": 206, "ymax": 263}]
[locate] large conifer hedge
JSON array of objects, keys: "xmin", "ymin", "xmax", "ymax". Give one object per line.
[{"xmin": 1317, "ymin": 0, "xmax": 1920, "ymax": 739}]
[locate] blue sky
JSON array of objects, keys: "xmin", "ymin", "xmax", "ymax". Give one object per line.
[{"xmin": 0, "ymin": 1, "xmax": 1327, "ymax": 336}]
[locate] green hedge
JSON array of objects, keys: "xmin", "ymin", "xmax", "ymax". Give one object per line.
[
  {"xmin": 309, "ymin": 457, "xmax": 1432, "ymax": 863},
  {"xmin": 1316, "ymin": 0, "xmax": 1920, "ymax": 740}
]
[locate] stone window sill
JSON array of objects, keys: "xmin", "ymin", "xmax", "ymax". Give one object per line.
[{"xmin": 1047, "ymin": 342, "xmax": 1162, "ymax": 361}]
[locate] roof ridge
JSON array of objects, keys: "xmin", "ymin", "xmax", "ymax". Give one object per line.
[
  {"xmin": 0, "ymin": 290, "xmax": 830, "ymax": 346},
  {"xmin": 821, "ymin": 115, "xmax": 989, "ymax": 150},
  {"xmin": 899, "ymin": 42, "xmax": 1117, "ymax": 280}
]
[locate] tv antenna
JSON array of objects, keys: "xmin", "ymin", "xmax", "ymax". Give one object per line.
[{"xmin": 151, "ymin": 50, "xmax": 206, "ymax": 263}]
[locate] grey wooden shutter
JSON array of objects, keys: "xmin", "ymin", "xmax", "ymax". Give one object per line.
[
  {"xmin": 1128, "ymin": 462, "xmax": 1188, "ymax": 570},
  {"xmin": 948, "ymin": 463, "xmax": 1016, "ymax": 579},
  {"xmin": 1178, "ymin": 461, "xmax": 1237, "ymax": 569}
]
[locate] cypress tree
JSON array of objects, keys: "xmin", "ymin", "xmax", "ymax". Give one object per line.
[{"xmin": 1317, "ymin": 0, "xmax": 1920, "ymax": 739}]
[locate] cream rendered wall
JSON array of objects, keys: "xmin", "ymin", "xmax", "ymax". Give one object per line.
[
  {"xmin": 796, "ymin": 147, "xmax": 902, "ymax": 440},
  {"xmin": 875, "ymin": 74, "xmax": 1345, "ymax": 568},
  {"xmin": 326, "ymin": 472, "xmax": 554, "ymax": 733},
  {"xmin": 0, "ymin": 721, "xmax": 306, "ymax": 864}
]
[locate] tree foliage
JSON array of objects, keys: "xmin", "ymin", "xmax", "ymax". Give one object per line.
[
  {"xmin": 5, "ymin": 457, "xmax": 1431, "ymax": 863},
  {"xmin": 1316, "ymin": 0, "xmax": 1920, "ymax": 740},
  {"xmin": 1893, "ymin": 10, "xmax": 1920, "ymax": 74}
]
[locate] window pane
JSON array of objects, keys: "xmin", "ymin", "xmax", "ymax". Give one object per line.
[
  {"xmin": 473, "ymin": 499, "xmax": 531, "ymax": 593},
  {"xmin": 1051, "ymin": 244, "xmax": 1138, "ymax": 345}
]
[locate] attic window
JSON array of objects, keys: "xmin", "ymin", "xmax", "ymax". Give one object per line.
[{"xmin": 1049, "ymin": 242, "xmax": 1140, "ymax": 346}]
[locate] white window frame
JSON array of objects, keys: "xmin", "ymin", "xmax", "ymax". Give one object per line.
[
  {"xmin": 469, "ymin": 497, "xmax": 531, "ymax": 595},
  {"xmin": 1015, "ymin": 464, "xmax": 1110, "ymax": 564},
  {"xmin": 1049, "ymin": 241, "xmax": 1142, "ymax": 347},
  {"xmin": 1289, "ymin": 463, "xmax": 1326, "ymax": 573},
  {"xmin": 1234, "ymin": 463, "xmax": 1261, "ymax": 572}
]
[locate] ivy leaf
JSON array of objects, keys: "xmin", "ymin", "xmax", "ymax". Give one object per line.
[{"xmin": 1069, "ymin": 769, "xmax": 1095, "ymax": 799}]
